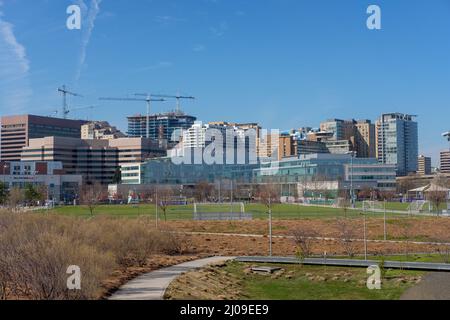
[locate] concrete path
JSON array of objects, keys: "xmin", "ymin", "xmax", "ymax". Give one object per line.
[
  {"xmin": 401, "ymin": 272, "xmax": 450, "ymax": 300},
  {"xmin": 109, "ymin": 256, "xmax": 235, "ymax": 300}
]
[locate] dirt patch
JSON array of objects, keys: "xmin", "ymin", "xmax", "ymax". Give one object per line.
[
  {"xmin": 162, "ymin": 217, "xmax": 450, "ymax": 244},
  {"xmin": 165, "ymin": 262, "xmax": 243, "ymax": 300}
]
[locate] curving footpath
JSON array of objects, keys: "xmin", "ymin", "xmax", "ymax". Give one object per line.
[
  {"xmin": 109, "ymin": 256, "xmax": 235, "ymax": 300},
  {"xmin": 401, "ymin": 272, "xmax": 450, "ymax": 300}
]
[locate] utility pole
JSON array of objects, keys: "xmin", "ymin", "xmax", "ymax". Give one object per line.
[
  {"xmin": 361, "ymin": 212, "xmax": 368, "ymax": 260},
  {"xmin": 155, "ymin": 187, "xmax": 159, "ymax": 229},
  {"xmin": 346, "ymin": 151, "xmax": 356, "ymax": 208},
  {"xmin": 384, "ymin": 199, "xmax": 387, "ymax": 241},
  {"xmin": 269, "ymin": 196, "xmax": 273, "ymax": 257}
]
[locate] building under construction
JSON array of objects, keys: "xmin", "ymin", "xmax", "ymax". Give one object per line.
[{"xmin": 127, "ymin": 112, "xmax": 196, "ymax": 144}]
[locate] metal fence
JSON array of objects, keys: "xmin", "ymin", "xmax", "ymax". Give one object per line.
[{"xmin": 193, "ymin": 212, "xmax": 253, "ymax": 221}]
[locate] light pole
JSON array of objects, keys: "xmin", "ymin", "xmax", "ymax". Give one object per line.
[
  {"xmin": 383, "ymin": 199, "xmax": 387, "ymax": 241},
  {"xmin": 155, "ymin": 187, "xmax": 159, "ymax": 229},
  {"xmin": 360, "ymin": 212, "xmax": 368, "ymax": 260},
  {"xmin": 346, "ymin": 151, "xmax": 356, "ymax": 208},
  {"xmin": 268, "ymin": 196, "xmax": 273, "ymax": 257}
]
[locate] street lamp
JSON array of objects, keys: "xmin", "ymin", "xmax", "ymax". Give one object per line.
[
  {"xmin": 268, "ymin": 195, "xmax": 273, "ymax": 257},
  {"xmin": 346, "ymin": 151, "xmax": 357, "ymax": 209},
  {"xmin": 360, "ymin": 212, "xmax": 368, "ymax": 261}
]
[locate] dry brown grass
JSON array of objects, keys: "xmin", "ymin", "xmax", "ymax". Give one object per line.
[{"xmin": 0, "ymin": 211, "xmax": 189, "ymax": 300}]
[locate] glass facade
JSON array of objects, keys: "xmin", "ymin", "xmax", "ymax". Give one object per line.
[
  {"xmin": 377, "ymin": 113, "xmax": 418, "ymax": 176},
  {"xmin": 136, "ymin": 153, "xmax": 396, "ymax": 190}
]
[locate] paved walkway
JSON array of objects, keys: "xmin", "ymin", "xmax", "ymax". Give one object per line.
[
  {"xmin": 401, "ymin": 272, "xmax": 450, "ymax": 300},
  {"xmin": 109, "ymin": 256, "xmax": 235, "ymax": 300}
]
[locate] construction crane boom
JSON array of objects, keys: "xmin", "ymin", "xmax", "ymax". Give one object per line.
[
  {"xmin": 150, "ymin": 94, "xmax": 195, "ymax": 113},
  {"xmin": 443, "ymin": 132, "xmax": 450, "ymax": 150},
  {"xmin": 57, "ymin": 85, "xmax": 83, "ymax": 119},
  {"xmin": 99, "ymin": 95, "xmax": 165, "ymax": 138}
]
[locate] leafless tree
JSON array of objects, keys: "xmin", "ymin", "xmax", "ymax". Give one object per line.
[
  {"xmin": 80, "ymin": 183, "xmax": 105, "ymax": 216},
  {"xmin": 194, "ymin": 181, "xmax": 214, "ymax": 202},
  {"xmin": 435, "ymin": 246, "xmax": 450, "ymax": 264},
  {"xmin": 379, "ymin": 190, "xmax": 395, "ymax": 202},
  {"xmin": 335, "ymin": 218, "xmax": 358, "ymax": 257},
  {"xmin": 427, "ymin": 190, "xmax": 447, "ymax": 215},
  {"xmin": 256, "ymin": 183, "xmax": 280, "ymax": 213},
  {"xmin": 8, "ymin": 187, "xmax": 24, "ymax": 211},
  {"xmin": 432, "ymin": 174, "xmax": 450, "ymax": 188},
  {"xmin": 400, "ymin": 221, "xmax": 413, "ymax": 259},
  {"xmin": 338, "ymin": 188, "xmax": 351, "ymax": 217},
  {"xmin": 291, "ymin": 226, "xmax": 318, "ymax": 260},
  {"xmin": 157, "ymin": 186, "xmax": 174, "ymax": 221},
  {"xmin": 397, "ymin": 173, "xmax": 419, "ymax": 195}
]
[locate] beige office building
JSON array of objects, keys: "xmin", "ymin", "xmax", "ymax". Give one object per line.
[
  {"xmin": 441, "ymin": 151, "xmax": 450, "ymax": 174},
  {"xmin": 21, "ymin": 137, "xmax": 165, "ymax": 184},
  {"xmin": 417, "ymin": 155, "xmax": 432, "ymax": 175},
  {"xmin": 0, "ymin": 115, "xmax": 86, "ymax": 162}
]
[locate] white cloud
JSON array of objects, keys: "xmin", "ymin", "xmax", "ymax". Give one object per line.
[
  {"xmin": 0, "ymin": 5, "xmax": 32, "ymax": 112},
  {"xmin": 193, "ymin": 44, "xmax": 206, "ymax": 52},
  {"xmin": 136, "ymin": 61, "xmax": 173, "ymax": 72},
  {"xmin": 75, "ymin": 0, "xmax": 102, "ymax": 82},
  {"xmin": 210, "ymin": 21, "xmax": 228, "ymax": 37}
]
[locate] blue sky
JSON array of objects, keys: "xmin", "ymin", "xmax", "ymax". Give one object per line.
[{"xmin": 1, "ymin": 0, "xmax": 450, "ymax": 165}]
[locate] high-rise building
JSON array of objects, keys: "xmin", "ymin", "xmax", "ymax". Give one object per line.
[
  {"xmin": 0, "ymin": 115, "xmax": 87, "ymax": 162},
  {"xmin": 376, "ymin": 113, "xmax": 418, "ymax": 176},
  {"xmin": 440, "ymin": 151, "xmax": 450, "ymax": 174},
  {"xmin": 417, "ymin": 155, "xmax": 432, "ymax": 175},
  {"xmin": 320, "ymin": 119, "xmax": 347, "ymax": 140},
  {"xmin": 278, "ymin": 134, "xmax": 297, "ymax": 160},
  {"xmin": 319, "ymin": 119, "xmax": 375, "ymax": 158},
  {"xmin": 127, "ymin": 112, "xmax": 196, "ymax": 144},
  {"xmin": 354, "ymin": 120, "xmax": 376, "ymax": 158}
]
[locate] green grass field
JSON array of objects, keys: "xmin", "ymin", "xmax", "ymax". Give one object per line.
[
  {"xmin": 224, "ymin": 261, "xmax": 422, "ymax": 300},
  {"xmin": 40, "ymin": 203, "xmax": 408, "ymax": 220}
]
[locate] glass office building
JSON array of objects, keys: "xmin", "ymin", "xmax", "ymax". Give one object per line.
[
  {"xmin": 376, "ymin": 113, "xmax": 418, "ymax": 176},
  {"xmin": 134, "ymin": 153, "xmax": 396, "ymax": 190}
]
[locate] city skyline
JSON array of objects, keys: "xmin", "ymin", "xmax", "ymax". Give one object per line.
[{"xmin": 1, "ymin": 0, "xmax": 450, "ymax": 164}]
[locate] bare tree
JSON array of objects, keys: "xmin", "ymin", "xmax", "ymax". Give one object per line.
[
  {"xmin": 397, "ymin": 173, "xmax": 419, "ymax": 195},
  {"xmin": 435, "ymin": 246, "xmax": 450, "ymax": 264},
  {"xmin": 80, "ymin": 183, "xmax": 105, "ymax": 216},
  {"xmin": 379, "ymin": 190, "xmax": 395, "ymax": 202},
  {"xmin": 335, "ymin": 218, "xmax": 358, "ymax": 257},
  {"xmin": 399, "ymin": 221, "xmax": 413, "ymax": 259},
  {"xmin": 194, "ymin": 181, "xmax": 214, "ymax": 202},
  {"xmin": 157, "ymin": 186, "xmax": 174, "ymax": 221},
  {"xmin": 256, "ymin": 183, "xmax": 280, "ymax": 213},
  {"xmin": 432, "ymin": 174, "xmax": 450, "ymax": 188},
  {"xmin": 338, "ymin": 188, "xmax": 351, "ymax": 217},
  {"xmin": 291, "ymin": 226, "xmax": 318, "ymax": 260},
  {"xmin": 427, "ymin": 190, "xmax": 447, "ymax": 215},
  {"xmin": 8, "ymin": 187, "xmax": 24, "ymax": 211}
]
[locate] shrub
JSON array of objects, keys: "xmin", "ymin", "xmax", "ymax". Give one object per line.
[{"xmin": 0, "ymin": 211, "xmax": 185, "ymax": 300}]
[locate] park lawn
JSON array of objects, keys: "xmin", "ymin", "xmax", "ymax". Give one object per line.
[
  {"xmin": 224, "ymin": 262, "xmax": 422, "ymax": 300},
  {"xmin": 41, "ymin": 203, "xmax": 380, "ymax": 220}
]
